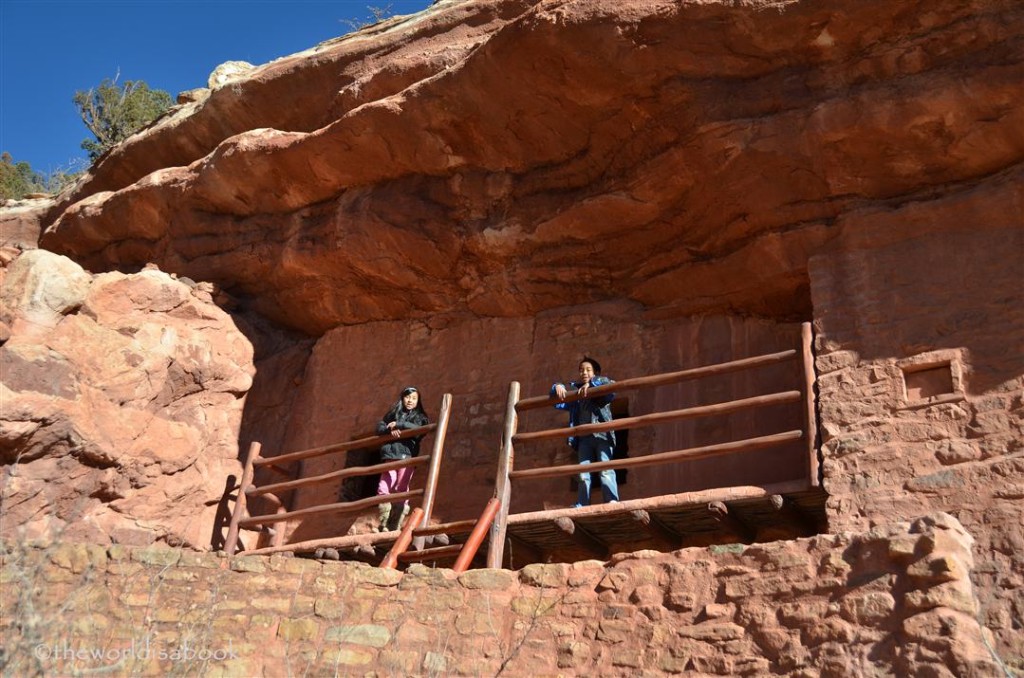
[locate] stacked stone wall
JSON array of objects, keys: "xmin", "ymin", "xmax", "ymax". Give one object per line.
[
  {"xmin": 0, "ymin": 514, "xmax": 1006, "ymax": 676},
  {"xmin": 809, "ymin": 186, "xmax": 1024, "ymax": 664}
]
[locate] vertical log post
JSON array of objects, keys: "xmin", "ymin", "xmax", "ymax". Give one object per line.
[
  {"xmin": 487, "ymin": 381, "xmax": 520, "ymax": 569},
  {"xmin": 270, "ymin": 496, "xmax": 288, "ymax": 548},
  {"xmin": 453, "ymin": 497, "xmax": 501, "ymax": 573},
  {"xmin": 800, "ymin": 322, "xmax": 820, "ymax": 487},
  {"xmin": 224, "ymin": 441, "xmax": 260, "ymax": 556},
  {"xmin": 419, "ymin": 393, "xmax": 453, "ymax": 524}
]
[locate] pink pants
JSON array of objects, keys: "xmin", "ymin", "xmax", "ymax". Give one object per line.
[{"xmin": 377, "ymin": 466, "xmax": 415, "ymax": 500}]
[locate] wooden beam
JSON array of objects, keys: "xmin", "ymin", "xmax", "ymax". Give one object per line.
[
  {"xmin": 509, "ymin": 430, "xmax": 802, "ymax": 481},
  {"xmin": 419, "ymin": 393, "xmax": 453, "ymax": 522},
  {"xmin": 381, "ymin": 508, "xmax": 425, "ymax": 569},
  {"xmin": 237, "ymin": 489, "xmax": 422, "ymax": 528},
  {"xmin": 247, "ymin": 455, "xmax": 429, "ymax": 497},
  {"xmin": 628, "ymin": 509, "xmax": 682, "ymax": 551},
  {"xmin": 488, "ymin": 381, "xmax": 519, "ymax": 568},
  {"xmin": 707, "ymin": 501, "xmax": 755, "ymax": 543},
  {"xmin": 242, "ymin": 532, "xmax": 394, "ymax": 557},
  {"xmin": 252, "ymin": 423, "xmax": 438, "ymax": 468},
  {"xmin": 515, "ymin": 349, "xmax": 798, "ymax": 412},
  {"xmin": 800, "ymin": 322, "xmax": 821, "ymax": 487},
  {"xmin": 398, "ymin": 544, "xmax": 464, "ymax": 563},
  {"xmin": 453, "ymin": 498, "xmax": 501, "ymax": 573},
  {"xmin": 413, "ymin": 519, "xmax": 478, "ymax": 538},
  {"xmin": 514, "ymin": 391, "xmax": 801, "ymax": 444},
  {"xmin": 224, "ymin": 441, "xmax": 259, "ymax": 556},
  {"xmin": 553, "ymin": 517, "xmax": 609, "ymax": 559}
]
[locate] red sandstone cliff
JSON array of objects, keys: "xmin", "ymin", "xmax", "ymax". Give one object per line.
[
  {"xmin": 1, "ymin": 0, "xmax": 1022, "ymax": 670},
  {"xmin": 35, "ymin": 0, "xmax": 1023, "ymax": 335}
]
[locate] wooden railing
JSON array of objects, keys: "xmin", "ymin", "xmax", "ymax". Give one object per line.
[
  {"xmin": 224, "ymin": 393, "xmax": 453, "ymax": 556},
  {"xmin": 486, "ymin": 323, "xmax": 818, "ymax": 567},
  {"xmin": 381, "ymin": 498, "xmax": 501, "ymax": 572}
]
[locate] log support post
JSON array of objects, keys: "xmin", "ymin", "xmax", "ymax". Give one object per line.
[
  {"xmin": 487, "ymin": 381, "xmax": 519, "ymax": 568},
  {"xmin": 225, "ymin": 441, "xmax": 260, "ymax": 556}
]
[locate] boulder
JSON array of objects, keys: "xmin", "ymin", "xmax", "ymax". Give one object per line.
[{"xmin": 0, "ymin": 252, "xmax": 254, "ymax": 548}]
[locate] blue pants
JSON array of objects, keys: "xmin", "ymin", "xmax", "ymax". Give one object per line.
[{"xmin": 576, "ymin": 437, "xmax": 619, "ymax": 505}]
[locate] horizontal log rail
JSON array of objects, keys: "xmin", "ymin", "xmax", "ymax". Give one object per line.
[
  {"xmin": 252, "ymin": 423, "xmax": 438, "ymax": 468},
  {"xmin": 239, "ymin": 516, "xmax": 481, "ymax": 557},
  {"xmin": 238, "ymin": 489, "xmax": 421, "ymax": 528},
  {"xmin": 509, "ymin": 430, "xmax": 803, "ymax": 481},
  {"xmin": 398, "ymin": 544, "xmax": 465, "ymax": 563},
  {"xmin": 247, "ymin": 455, "xmax": 430, "ymax": 498},
  {"xmin": 515, "ymin": 349, "xmax": 797, "ymax": 412},
  {"xmin": 413, "ymin": 519, "xmax": 479, "ymax": 537},
  {"xmin": 513, "ymin": 390, "xmax": 801, "ymax": 444}
]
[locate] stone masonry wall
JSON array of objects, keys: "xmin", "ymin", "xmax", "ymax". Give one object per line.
[
  {"xmin": 809, "ymin": 181, "xmax": 1024, "ymax": 665},
  {"xmin": 0, "ymin": 513, "xmax": 1006, "ymax": 676}
]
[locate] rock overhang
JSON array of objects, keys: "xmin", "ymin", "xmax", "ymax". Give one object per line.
[{"xmin": 35, "ymin": 0, "xmax": 1024, "ymax": 336}]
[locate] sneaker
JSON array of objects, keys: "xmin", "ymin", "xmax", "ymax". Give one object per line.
[{"xmin": 572, "ymin": 503, "xmax": 584, "ymax": 509}]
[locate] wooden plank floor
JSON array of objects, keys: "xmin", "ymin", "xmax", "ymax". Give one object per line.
[
  {"xmin": 240, "ymin": 481, "xmax": 828, "ymax": 570},
  {"xmin": 502, "ymin": 481, "xmax": 827, "ymax": 567}
]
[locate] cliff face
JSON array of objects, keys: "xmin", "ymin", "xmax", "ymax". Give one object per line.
[
  {"xmin": 2, "ymin": 0, "xmax": 1023, "ymax": 670},
  {"xmin": 37, "ymin": 0, "xmax": 1023, "ymax": 335},
  {"xmin": 0, "ymin": 251, "xmax": 254, "ymax": 548}
]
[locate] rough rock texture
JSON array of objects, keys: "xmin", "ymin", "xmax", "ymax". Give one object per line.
[
  {"xmin": 0, "ymin": 514, "xmax": 1006, "ymax": 676},
  {"xmin": 809, "ymin": 175, "xmax": 1024, "ymax": 661},
  {"xmin": 0, "ymin": 197, "xmax": 49, "ymax": 252},
  {"xmin": 0, "ymin": 251, "xmax": 254, "ymax": 548},
  {"xmin": 1, "ymin": 0, "xmax": 1021, "ymax": 669},
  {"xmin": 37, "ymin": 0, "xmax": 1024, "ymax": 335}
]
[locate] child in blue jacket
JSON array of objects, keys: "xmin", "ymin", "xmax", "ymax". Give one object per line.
[{"xmin": 551, "ymin": 357, "xmax": 619, "ymax": 507}]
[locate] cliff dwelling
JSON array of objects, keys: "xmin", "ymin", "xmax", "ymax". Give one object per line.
[{"xmin": 1, "ymin": 0, "xmax": 1021, "ymax": 675}]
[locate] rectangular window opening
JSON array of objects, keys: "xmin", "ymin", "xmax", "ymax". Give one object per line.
[{"xmin": 903, "ymin": 363, "xmax": 954, "ymax": 401}]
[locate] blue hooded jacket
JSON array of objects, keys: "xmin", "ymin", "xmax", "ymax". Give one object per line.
[{"xmin": 550, "ymin": 376, "xmax": 616, "ymax": 449}]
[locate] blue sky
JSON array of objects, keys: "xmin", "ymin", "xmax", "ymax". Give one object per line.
[{"xmin": 1, "ymin": 0, "xmax": 432, "ymax": 176}]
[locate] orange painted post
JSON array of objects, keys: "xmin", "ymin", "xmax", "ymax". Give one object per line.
[
  {"xmin": 453, "ymin": 498, "xmax": 501, "ymax": 573},
  {"xmin": 380, "ymin": 508, "xmax": 424, "ymax": 569},
  {"xmin": 800, "ymin": 322, "xmax": 820, "ymax": 487},
  {"xmin": 224, "ymin": 441, "xmax": 260, "ymax": 556},
  {"xmin": 487, "ymin": 381, "xmax": 520, "ymax": 569}
]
